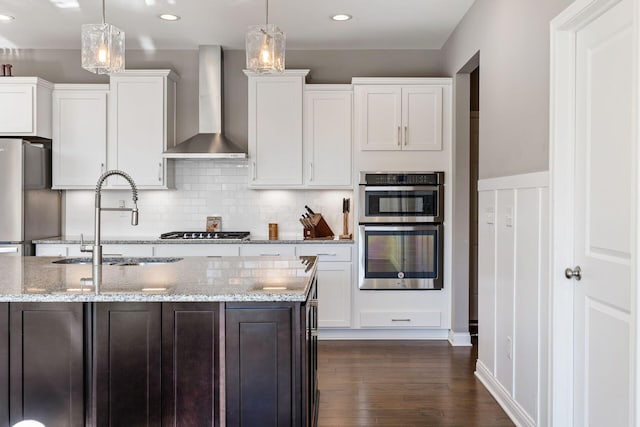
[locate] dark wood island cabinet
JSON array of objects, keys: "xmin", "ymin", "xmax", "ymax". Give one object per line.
[{"xmin": 0, "ymin": 256, "xmax": 318, "ymax": 427}]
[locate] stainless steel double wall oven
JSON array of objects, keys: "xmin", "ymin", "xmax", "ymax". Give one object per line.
[{"xmin": 358, "ymin": 171, "xmax": 444, "ymax": 290}]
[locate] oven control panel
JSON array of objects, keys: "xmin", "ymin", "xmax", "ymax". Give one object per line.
[{"xmin": 360, "ymin": 172, "xmax": 444, "ymax": 186}]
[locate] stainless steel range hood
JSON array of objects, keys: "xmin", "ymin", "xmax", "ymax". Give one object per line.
[{"xmin": 164, "ymin": 45, "xmax": 247, "ymax": 159}]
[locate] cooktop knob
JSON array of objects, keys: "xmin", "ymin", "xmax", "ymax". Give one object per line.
[{"xmin": 183, "ymin": 233, "xmax": 189, "ymax": 239}]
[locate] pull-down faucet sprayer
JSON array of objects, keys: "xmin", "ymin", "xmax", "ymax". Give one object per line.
[{"xmin": 81, "ymin": 170, "xmax": 139, "ymax": 266}]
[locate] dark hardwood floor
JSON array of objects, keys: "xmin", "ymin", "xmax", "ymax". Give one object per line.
[{"xmin": 317, "ymin": 340, "xmax": 514, "ymax": 427}]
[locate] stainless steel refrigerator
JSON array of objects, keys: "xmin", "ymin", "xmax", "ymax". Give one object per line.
[{"xmin": 0, "ymin": 138, "xmax": 61, "ymax": 256}]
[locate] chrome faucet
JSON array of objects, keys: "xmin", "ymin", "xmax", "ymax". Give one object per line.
[{"xmin": 81, "ymin": 170, "xmax": 139, "ymax": 266}]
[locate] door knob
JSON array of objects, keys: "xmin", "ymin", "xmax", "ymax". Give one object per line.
[{"xmin": 564, "ymin": 266, "xmax": 582, "ymax": 281}]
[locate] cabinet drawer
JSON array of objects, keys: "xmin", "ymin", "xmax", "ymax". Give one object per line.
[
  {"xmin": 103, "ymin": 244, "xmax": 154, "ymax": 257},
  {"xmin": 154, "ymin": 244, "xmax": 239, "ymax": 257},
  {"xmin": 295, "ymin": 245, "xmax": 351, "ymax": 262},
  {"xmin": 36, "ymin": 245, "xmax": 69, "ymax": 257},
  {"xmin": 359, "ymin": 311, "xmax": 441, "ymax": 328},
  {"xmin": 239, "ymin": 245, "xmax": 295, "ymax": 257}
]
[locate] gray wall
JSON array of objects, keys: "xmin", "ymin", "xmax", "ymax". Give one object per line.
[
  {"xmin": 441, "ymin": 0, "xmax": 573, "ymax": 179},
  {"xmin": 1, "ymin": 48, "xmax": 443, "ymax": 150}
]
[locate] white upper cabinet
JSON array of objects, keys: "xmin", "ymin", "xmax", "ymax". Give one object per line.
[
  {"xmin": 0, "ymin": 77, "xmax": 53, "ymax": 138},
  {"xmin": 108, "ymin": 70, "xmax": 178, "ymax": 189},
  {"xmin": 245, "ymin": 70, "xmax": 308, "ymax": 188},
  {"xmin": 304, "ymin": 86, "xmax": 352, "ymax": 188},
  {"xmin": 52, "ymin": 84, "xmax": 108, "ymax": 189},
  {"xmin": 353, "ymin": 78, "xmax": 446, "ymax": 151}
]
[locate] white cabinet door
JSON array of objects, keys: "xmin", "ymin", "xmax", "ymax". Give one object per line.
[
  {"xmin": 356, "ymin": 86, "xmax": 402, "ymax": 151},
  {"xmin": 108, "ymin": 70, "xmax": 177, "ymax": 189},
  {"xmin": 304, "ymin": 88, "xmax": 352, "ymax": 188},
  {"xmin": 402, "ymin": 86, "xmax": 442, "ymax": 151},
  {"xmin": 353, "ymin": 79, "xmax": 447, "ymax": 152},
  {"xmin": 0, "ymin": 78, "xmax": 52, "ymax": 138},
  {"xmin": 246, "ymin": 70, "xmax": 308, "ymax": 187},
  {"xmin": 52, "ymin": 86, "xmax": 108, "ymax": 189},
  {"xmin": 0, "ymin": 84, "xmax": 33, "ymax": 133},
  {"xmin": 296, "ymin": 244, "xmax": 352, "ymax": 328},
  {"xmin": 315, "ymin": 262, "xmax": 352, "ymax": 328}
]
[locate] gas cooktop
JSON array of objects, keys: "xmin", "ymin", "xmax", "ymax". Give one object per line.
[{"xmin": 160, "ymin": 231, "xmax": 251, "ymax": 240}]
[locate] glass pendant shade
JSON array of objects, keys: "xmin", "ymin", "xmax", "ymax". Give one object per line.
[
  {"xmin": 246, "ymin": 24, "xmax": 285, "ymax": 73},
  {"xmin": 81, "ymin": 22, "xmax": 125, "ymax": 74}
]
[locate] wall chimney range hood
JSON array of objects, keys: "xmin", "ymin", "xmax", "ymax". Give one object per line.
[{"xmin": 164, "ymin": 45, "xmax": 247, "ymax": 159}]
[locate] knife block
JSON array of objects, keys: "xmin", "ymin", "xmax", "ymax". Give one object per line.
[{"xmin": 303, "ymin": 214, "xmax": 334, "ymax": 240}]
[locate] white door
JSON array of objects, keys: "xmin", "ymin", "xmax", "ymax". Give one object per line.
[
  {"xmin": 551, "ymin": 0, "xmax": 637, "ymax": 425},
  {"xmin": 52, "ymin": 88, "xmax": 107, "ymax": 188},
  {"xmin": 304, "ymin": 89, "xmax": 352, "ymax": 187},
  {"xmin": 401, "ymin": 86, "xmax": 442, "ymax": 151},
  {"xmin": 109, "ymin": 76, "xmax": 165, "ymax": 187},
  {"xmin": 247, "ymin": 75, "xmax": 304, "ymax": 186},
  {"xmin": 356, "ymin": 86, "xmax": 402, "ymax": 150}
]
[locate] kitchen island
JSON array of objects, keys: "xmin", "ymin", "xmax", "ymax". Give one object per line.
[{"xmin": 0, "ymin": 256, "xmax": 318, "ymax": 426}]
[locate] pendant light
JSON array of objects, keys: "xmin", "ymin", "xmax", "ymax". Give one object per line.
[
  {"xmin": 245, "ymin": 0, "xmax": 285, "ymax": 73},
  {"xmin": 81, "ymin": 0, "xmax": 125, "ymax": 74}
]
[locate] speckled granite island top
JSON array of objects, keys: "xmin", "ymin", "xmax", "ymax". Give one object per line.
[
  {"xmin": 0, "ymin": 256, "xmax": 317, "ymax": 302},
  {"xmin": 33, "ymin": 236, "xmax": 355, "ymax": 244}
]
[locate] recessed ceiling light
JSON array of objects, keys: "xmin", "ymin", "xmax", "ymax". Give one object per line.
[
  {"xmin": 159, "ymin": 13, "xmax": 180, "ymax": 21},
  {"xmin": 331, "ymin": 14, "xmax": 352, "ymax": 21},
  {"xmin": 0, "ymin": 14, "xmax": 15, "ymax": 22}
]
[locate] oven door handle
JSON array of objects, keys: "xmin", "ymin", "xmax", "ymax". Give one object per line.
[
  {"xmin": 360, "ymin": 224, "xmax": 441, "ymax": 232},
  {"xmin": 362, "ymin": 185, "xmax": 440, "ymax": 192}
]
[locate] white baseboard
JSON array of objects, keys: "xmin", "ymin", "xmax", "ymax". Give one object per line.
[
  {"xmin": 318, "ymin": 328, "xmax": 450, "ymax": 340},
  {"xmin": 475, "ymin": 360, "xmax": 536, "ymax": 427},
  {"xmin": 448, "ymin": 330, "xmax": 472, "ymax": 346}
]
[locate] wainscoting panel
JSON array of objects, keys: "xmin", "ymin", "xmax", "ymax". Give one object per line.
[
  {"xmin": 495, "ymin": 189, "xmax": 515, "ymax": 395},
  {"xmin": 476, "ymin": 172, "xmax": 548, "ymax": 426},
  {"xmin": 477, "ymin": 191, "xmax": 496, "ymax": 372}
]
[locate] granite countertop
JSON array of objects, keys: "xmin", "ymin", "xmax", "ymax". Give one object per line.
[
  {"xmin": 33, "ymin": 236, "xmax": 355, "ymax": 245},
  {"xmin": 0, "ymin": 256, "xmax": 317, "ymax": 303}
]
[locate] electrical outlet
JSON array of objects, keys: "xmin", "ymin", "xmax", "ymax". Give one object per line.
[
  {"xmin": 485, "ymin": 207, "xmax": 494, "ymax": 225},
  {"xmin": 506, "ymin": 336, "xmax": 513, "ymax": 360},
  {"xmin": 505, "ymin": 207, "xmax": 513, "ymax": 228}
]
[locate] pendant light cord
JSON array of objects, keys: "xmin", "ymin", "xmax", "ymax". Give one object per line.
[
  {"xmin": 265, "ymin": 0, "xmax": 269, "ymax": 26},
  {"xmin": 101, "ymin": 0, "xmax": 106, "ymax": 24}
]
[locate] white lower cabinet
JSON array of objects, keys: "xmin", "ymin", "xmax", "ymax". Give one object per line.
[{"xmin": 296, "ymin": 245, "xmax": 352, "ymax": 328}]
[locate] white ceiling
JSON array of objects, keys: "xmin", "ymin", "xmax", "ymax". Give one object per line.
[{"xmin": 0, "ymin": 0, "xmax": 475, "ymax": 51}]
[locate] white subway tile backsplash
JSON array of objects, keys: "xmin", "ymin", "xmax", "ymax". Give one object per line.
[{"xmin": 63, "ymin": 160, "xmax": 354, "ymax": 240}]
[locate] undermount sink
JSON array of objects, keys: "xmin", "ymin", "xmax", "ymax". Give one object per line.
[{"xmin": 52, "ymin": 257, "xmax": 183, "ymax": 266}]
